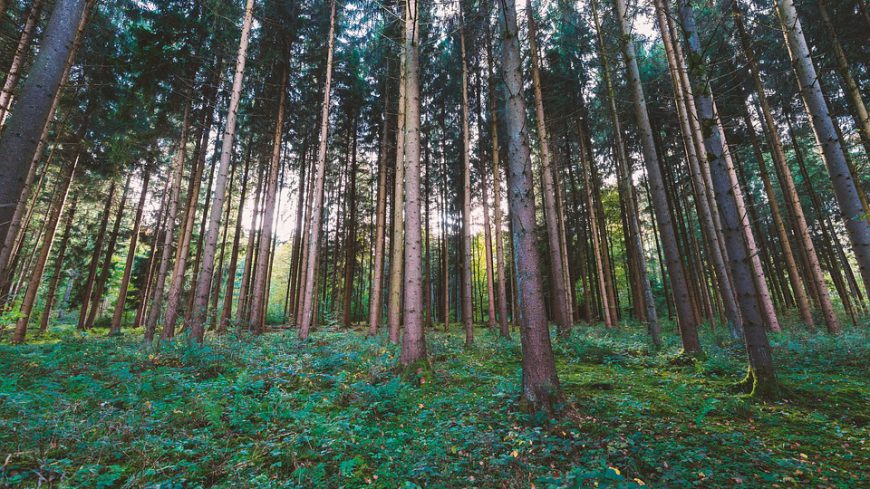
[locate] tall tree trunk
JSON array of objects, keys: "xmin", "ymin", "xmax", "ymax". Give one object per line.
[
  {"xmin": 486, "ymin": 31, "xmax": 510, "ymax": 338},
  {"xmin": 400, "ymin": 0, "xmax": 427, "ymax": 366},
  {"xmin": 144, "ymin": 105, "xmax": 190, "ymax": 342},
  {"xmin": 188, "ymin": 0, "xmax": 256, "ymax": 343},
  {"xmin": 220, "ymin": 146, "xmax": 252, "ymax": 332},
  {"xmin": 679, "ymin": 0, "xmax": 776, "ymax": 393},
  {"xmin": 0, "ymin": 4, "xmax": 90, "ymax": 291},
  {"xmin": 341, "ymin": 114, "xmax": 359, "ymax": 327},
  {"xmin": 600, "ymin": 0, "xmax": 660, "ymax": 344},
  {"xmin": 601, "ymin": 0, "xmax": 700, "ymax": 353},
  {"xmin": 653, "ymin": 0, "xmax": 742, "ymax": 335},
  {"xmin": 110, "ymin": 168, "xmax": 150, "ymax": 335},
  {"xmin": 733, "ymin": 7, "xmax": 839, "ymax": 332},
  {"xmin": 368, "ymin": 87, "xmax": 390, "ymax": 335},
  {"xmin": 85, "ymin": 174, "xmax": 130, "ymax": 328},
  {"xmin": 525, "ymin": 0, "xmax": 572, "ymax": 332},
  {"xmin": 297, "ymin": 0, "xmax": 337, "ymax": 339},
  {"xmin": 38, "ymin": 192, "xmax": 77, "ymax": 333},
  {"xmin": 458, "ymin": 25, "xmax": 475, "ymax": 345},
  {"xmin": 775, "ymin": 0, "xmax": 870, "ymax": 296},
  {"xmin": 162, "ymin": 71, "xmax": 222, "ymax": 339},
  {"xmin": 0, "ymin": 0, "xmax": 87, "ymax": 249},
  {"xmin": 77, "ymin": 181, "xmax": 117, "ymax": 329},
  {"xmin": 388, "ymin": 40, "xmax": 408, "ymax": 344},
  {"xmin": 498, "ymin": 0, "xmax": 559, "ymax": 413},
  {"xmin": 0, "ymin": 0, "xmax": 43, "ymax": 124},
  {"xmin": 250, "ymin": 66, "xmax": 289, "ymax": 332},
  {"xmin": 12, "ymin": 154, "xmax": 78, "ymax": 343},
  {"xmin": 816, "ymin": 0, "xmax": 870, "ymax": 156}
]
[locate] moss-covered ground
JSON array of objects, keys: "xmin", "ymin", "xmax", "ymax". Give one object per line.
[{"xmin": 1, "ymin": 322, "xmax": 867, "ymax": 487}]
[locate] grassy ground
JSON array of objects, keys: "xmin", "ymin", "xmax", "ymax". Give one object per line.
[{"xmin": 0, "ymin": 321, "xmax": 867, "ymax": 488}]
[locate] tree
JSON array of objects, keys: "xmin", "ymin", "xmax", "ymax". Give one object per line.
[
  {"xmin": 188, "ymin": 0, "xmax": 257, "ymax": 343},
  {"xmin": 497, "ymin": 0, "xmax": 560, "ymax": 412},
  {"xmin": 0, "ymin": 0, "xmax": 88, "ymax": 251}
]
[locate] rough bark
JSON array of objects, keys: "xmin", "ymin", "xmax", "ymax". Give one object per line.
[
  {"xmin": 12, "ymin": 154, "xmax": 78, "ymax": 344},
  {"xmin": 458, "ymin": 25, "xmax": 475, "ymax": 345},
  {"xmin": 188, "ymin": 0, "xmax": 256, "ymax": 343},
  {"xmin": 38, "ymin": 192, "xmax": 77, "ymax": 333},
  {"xmin": 145, "ymin": 105, "xmax": 190, "ymax": 343},
  {"xmin": 400, "ymin": 0, "xmax": 427, "ymax": 367},
  {"xmin": 775, "ymin": 0, "xmax": 870, "ymax": 297},
  {"xmin": 498, "ymin": 0, "xmax": 560, "ymax": 412},
  {"xmin": 297, "ymin": 0, "xmax": 337, "ymax": 339},
  {"xmin": 525, "ymin": 0, "xmax": 573, "ymax": 333},
  {"xmin": 0, "ymin": 0, "xmax": 87, "ymax": 249}
]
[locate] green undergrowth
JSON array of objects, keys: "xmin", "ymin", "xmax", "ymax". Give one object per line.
[{"xmin": 0, "ymin": 321, "xmax": 867, "ymax": 487}]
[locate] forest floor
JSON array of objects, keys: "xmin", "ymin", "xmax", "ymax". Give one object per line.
[{"xmin": 0, "ymin": 320, "xmax": 867, "ymax": 488}]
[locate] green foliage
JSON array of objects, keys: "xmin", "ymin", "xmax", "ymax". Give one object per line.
[{"xmin": 0, "ymin": 325, "xmax": 867, "ymax": 487}]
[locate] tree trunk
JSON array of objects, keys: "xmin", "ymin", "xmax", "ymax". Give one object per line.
[
  {"xmin": 387, "ymin": 38, "xmax": 408, "ymax": 344},
  {"xmin": 400, "ymin": 0, "xmax": 427, "ymax": 367},
  {"xmin": 498, "ymin": 0, "xmax": 559, "ymax": 413},
  {"xmin": 188, "ymin": 0, "xmax": 256, "ymax": 343},
  {"xmin": 653, "ymin": 0, "xmax": 742, "ymax": 336},
  {"xmin": 733, "ymin": 7, "xmax": 839, "ymax": 332},
  {"xmin": 12, "ymin": 154, "xmax": 78, "ymax": 344},
  {"xmin": 250, "ymin": 67, "xmax": 289, "ymax": 332},
  {"xmin": 601, "ymin": 0, "xmax": 700, "ymax": 353},
  {"xmin": 679, "ymin": 0, "xmax": 776, "ymax": 393},
  {"xmin": 77, "ymin": 181, "xmax": 117, "ymax": 329},
  {"xmin": 816, "ymin": 0, "xmax": 870, "ymax": 156},
  {"xmin": 368, "ymin": 86, "xmax": 391, "ymax": 335},
  {"xmin": 110, "ymin": 168, "xmax": 150, "ymax": 335},
  {"xmin": 0, "ymin": 0, "xmax": 87, "ymax": 250},
  {"xmin": 220, "ymin": 146, "xmax": 253, "ymax": 332},
  {"xmin": 38, "ymin": 192, "xmax": 77, "ymax": 333},
  {"xmin": 0, "ymin": 4, "xmax": 89, "ymax": 292},
  {"xmin": 487, "ymin": 35, "xmax": 510, "ymax": 337},
  {"xmin": 297, "ymin": 0, "xmax": 337, "ymax": 340},
  {"xmin": 458, "ymin": 25, "xmax": 475, "ymax": 345},
  {"xmin": 0, "ymin": 0, "xmax": 43, "ymax": 124},
  {"xmin": 341, "ymin": 114, "xmax": 359, "ymax": 327},
  {"xmin": 85, "ymin": 174, "xmax": 130, "ymax": 328},
  {"xmin": 601, "ymin": 0, "xmax": 660, "ymax": 344},
  {"xmin": 145, "ymin": 105, "xmax": 190, "ymax": 342},
  {"xmin": 525, "ymin": 0, "xmax": 572, "ymax": 333},
  {"xmin": 775, "ymin": 0, "xmax": 870, "ymax": 297}
]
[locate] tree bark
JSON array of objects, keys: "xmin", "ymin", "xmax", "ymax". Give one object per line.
[
  {"xmin": 0, "ymin": 0, "xmax": 43, "ymax": 124},
  {"xmin": 298, "ymin": 0, "xmax": 337, "ymax": 339},
  {"xmin": 525, "ymin": 0, "xmax": 573, "ymax": 333},
  {"xmin": 0, "ymin": 0, "xmax": 87, "ymax": 249},
  {"xmin": 498, "ymin": 0, "xmax": 559, "ymax": 413},
  {"xmin": 188, "ymin": 0, "xmax": 256, "ymax": 343},
  {"xmin": 388, "ymin": 38, "xmax": 408, "ymax": 344},
  {"xmin": 400, "ymin": 0, "xmax": 427, "ymax": 367},
  {"xmin": 110, "ymin": 168, "xmax": 150, "ymax": 335},
  {"xmin": 12, "ymin": 154, "xmax": 78, "ymax": 344},
  {"xmin": 145, "ymin": 105, "xmax": 190, "ymax": 342},
  {"xmin": 38, "ymin": 192, "xmax": 77, "ymax": 333},
  {"xmin": 775, "ymin": 0, "xmax": 870, "ymax": 297}
]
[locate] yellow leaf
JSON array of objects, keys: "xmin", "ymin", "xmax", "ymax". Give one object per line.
[
  {"xmin": 511, "ymin": 450, "xmax": 519, "ymax": 458},
  {"xmin": 633, "ymin": 478, "xmax": 646, "ymax": 486},
  {"xmin": 609, "ymin": 467, "xmax": 621, "ymax": 475}
]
